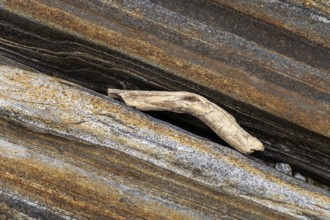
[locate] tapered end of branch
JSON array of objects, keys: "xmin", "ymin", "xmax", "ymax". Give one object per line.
[
  {"xmin": 242, "ymin": 139, "xmax": 264, "ymax": 154},
  {"xmin": 107, "ymin": 89, "xmax": 126, "ymax": 99}
]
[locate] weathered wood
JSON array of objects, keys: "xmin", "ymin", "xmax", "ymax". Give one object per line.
[
  {"xmin": 0, "ymin": 0, "xmax": 329, "ymax": 183},
  {"xmin": 108, "ymin": 89, "xmax": 264, "ymax": 154},
  {"xmin": 1, "ymin": 66, "xmax": 330, "ymax": 219}
]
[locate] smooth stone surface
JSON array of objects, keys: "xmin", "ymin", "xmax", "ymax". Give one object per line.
[
  {"xmin": 294, "ymin": 173, "xmax": 307, "ymax": 182},
  {"xmin": 275, "ymin": 163, "xmax": 293, "ymax": 176}
]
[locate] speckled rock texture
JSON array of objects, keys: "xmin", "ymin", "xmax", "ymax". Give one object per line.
[
  {"xmin": 1, "ymin": 0, "xmax": 330, "ymax": 219},
  {"xmin": 0, "ymin": 0, "xmax": 329, "ymax": 184},
  {"xmin": 0, "ymin": 66, "xmax": 329, "ymax": 219}
]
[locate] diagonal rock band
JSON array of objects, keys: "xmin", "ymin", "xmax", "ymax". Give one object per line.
[{"xmin": 108, "ymin": 89, "xmax": 264, "ymax": 154}]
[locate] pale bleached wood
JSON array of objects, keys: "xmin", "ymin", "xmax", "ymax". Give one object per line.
[{"xmin": 108, "ymin": 89, "xmax": 264, "ymax": 154}]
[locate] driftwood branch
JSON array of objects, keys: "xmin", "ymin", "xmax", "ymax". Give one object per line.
[{"xmin": 108, "ymin": 89, "xmax": 264, "ymax": 154}]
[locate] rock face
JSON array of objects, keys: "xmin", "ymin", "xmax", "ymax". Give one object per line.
[
  {"xmin": 0, "ymin": 0, "xmax": 329, "ymax": 219},
  {"xmin": 0, "ymin": 66, "xmax": 330, "ymax": 219},
  {"xmin": 0, "ymin": 0, "xmax": 329, "ymax": 183}
]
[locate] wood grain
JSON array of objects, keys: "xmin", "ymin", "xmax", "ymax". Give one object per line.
[{"xmin": 108, "ymin": 89, "xmax": 264, "ymax": 154}]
